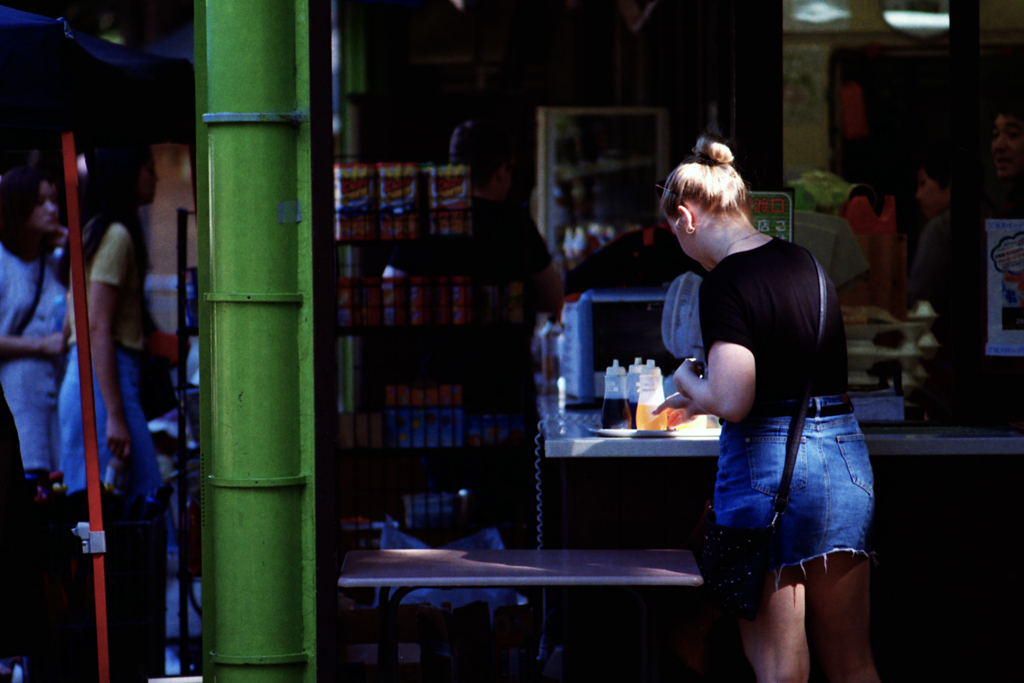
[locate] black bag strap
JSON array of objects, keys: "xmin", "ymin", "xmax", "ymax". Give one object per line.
[
  {"xmin": 12, "ymin": 253, "xmax": 47, "ymax": 337},
  {"xmin": 771, "ymin": 253, "xmax": 828, "ymax": 524}
]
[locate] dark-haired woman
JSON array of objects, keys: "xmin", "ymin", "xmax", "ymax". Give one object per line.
[
  {"xmin": 59, "ymin": 147, "xmax": 163, "ymax": 499},
  {"xmin": 0, "ymin": 166, "xmax": 69, "ymax": 476},
  {"xmin": 653, "ymin": 134, "xmax": 880, "ymax": 682}
]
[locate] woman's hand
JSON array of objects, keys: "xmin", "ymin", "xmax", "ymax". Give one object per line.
[
  {"xmin": 671, "ymin": 358, "xmax": 705, "ymax": 397},
  {"xmin": 106, "ymin": 413, "xmax": 131, "ymax": 460},
  {"xmin": 36, "ymin": 332, "xmax": 66, "ymax": 356},
  {"xmin": 653, "ymin": 391, "xmax": 705, "ymax": 428}
]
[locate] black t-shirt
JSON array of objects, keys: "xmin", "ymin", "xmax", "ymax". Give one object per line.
[{"xmin": 699, "ymin": 238, "xmax": 848, "ymax": 404}]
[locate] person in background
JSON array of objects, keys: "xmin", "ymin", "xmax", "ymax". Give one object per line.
[
  {"xmin": 653, "ymin": 133, "xmax": 879, "ymax": 683},
  {"xmin": 384, "ymin": 119, "xmax": 562, "ymax": 311},
  {"xmin": 383, "ymin": 119, "xmax": 562, "ymax": 526},
  {"xmin": 991, "ymin": 97, "xmax": 1024, "ymax": 218},
  {"xmin": 0, "ymin": 166, "xmax": 69, "ymax": 477},
  {"xmin": 59, "ymin": 147, "xmax": 163, "ymax": 501},
  {"xmin": 908, "ymin": 141, "xmax": 952, "ymax": 320},
  {"xmin": 907, "ymin": 142, "xmax": 953, "ymax": 420}
]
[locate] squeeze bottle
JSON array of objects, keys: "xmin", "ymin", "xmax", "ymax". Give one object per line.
[
  {"xmin": 539, "ymin": 315, "xmax": 563, "ymax": 396},
  {"xmin": 635, "ymin": 361, "xmax": 668, "ymax": 431},
  {"xmin": 601, "ymin": 360, "xmax": 632, "ymax": 430},
  {"xmin": 627, "ymin": 357, "xmax": 644, "ymax": 429}
]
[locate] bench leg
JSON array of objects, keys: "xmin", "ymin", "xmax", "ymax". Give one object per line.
[
  {"xmin": 622, "ymin": 587, "xmax": 649, "ymax": 683},
  {"xmin": 378, "ymin": 585, "xmax": 416, "ymax": 683}
]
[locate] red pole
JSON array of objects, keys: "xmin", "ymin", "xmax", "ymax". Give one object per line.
[{"xmin": 61, "ymin": 130, "xmax": 111, "ymax": 683}]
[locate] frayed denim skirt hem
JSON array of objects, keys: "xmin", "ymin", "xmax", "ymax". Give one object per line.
[{"xmin": 713, "ymin": 412, "xmax": 875, "ymax": 573}]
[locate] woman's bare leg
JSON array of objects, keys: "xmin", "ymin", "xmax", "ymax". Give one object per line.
[
  {"xmin": 804, "ymin": 552, "xmax": 880, "ymax": 683},
  {"xmin": 738, "ymin": 565, "xmax": 811, "ymax": 683}
]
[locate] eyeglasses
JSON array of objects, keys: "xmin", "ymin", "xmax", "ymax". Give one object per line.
[{"xmin": 655, "ymin": 183, "xmax": 677, "ymax": 202}]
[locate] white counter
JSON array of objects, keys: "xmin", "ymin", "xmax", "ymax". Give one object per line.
[{"xmin": 539, "ymin": 399, "xmax": 1024, "ymax": 457}]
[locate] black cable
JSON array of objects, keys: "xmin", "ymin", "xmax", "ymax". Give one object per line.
[{"xmin": 534, "ymin": 418, "xmax": 544, "ymax": 549}]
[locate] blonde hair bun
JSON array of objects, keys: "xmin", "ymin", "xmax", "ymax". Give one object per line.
[
  {"xmin": 695, "ymin": 135, "xmax": 735, "ymax": 166},
  {"xmin": 660, "ymin": 131, "xmax": 748, "ymax": 217}
]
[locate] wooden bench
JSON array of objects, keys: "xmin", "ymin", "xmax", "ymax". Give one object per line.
[{"xmin": 338, "ymin": 548, "xmax": 703, "ymax": 683}]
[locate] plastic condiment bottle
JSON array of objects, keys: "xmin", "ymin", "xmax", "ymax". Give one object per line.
[
  {"xmin": 635, "ymin": 361, "xmax": 668, "ymax": 431},
  {"xmin": 601, "ymin": 360, "xmax": 632, "ymax": 430},
  {"xmin": 539, "ymin": 315, "xmax": 563, "ymax": 396},
  {"xmin": 627, "ymin": 357, "xmax": 644, "ymax": 429}
]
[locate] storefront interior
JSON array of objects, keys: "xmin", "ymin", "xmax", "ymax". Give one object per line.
[{"xmin": 2, "ymin": 1, "xmax": 1022, "ymax": 682}]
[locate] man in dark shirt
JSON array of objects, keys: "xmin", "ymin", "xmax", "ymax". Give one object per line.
[
  {"xmin": 384, "ymin": 120, "xmax": 562, "ymax": 526},
  {"xmin": 385, "ymin": 119, "xmax": 561, "ymax": 310}
]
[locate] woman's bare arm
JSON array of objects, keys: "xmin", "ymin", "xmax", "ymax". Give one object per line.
[
  {"xmin": 657, "ymin": 341, "xmax": 756, "ymax": 423},
  {"xmin": 89, "ymin": 281, "xmax": 131, "ymax": 459}
]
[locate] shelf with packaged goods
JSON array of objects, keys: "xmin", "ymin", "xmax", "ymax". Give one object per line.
[
  {"xmin": 334, "ymin": 212, "xmax": 473, "ymax": 244},
  {"xmin": 336, "ymin": 322, "xmax": 530, "ymax": 337},
  {"xmin": 337, "ymin": 275, "xmax": 530, "ymax": 330}
]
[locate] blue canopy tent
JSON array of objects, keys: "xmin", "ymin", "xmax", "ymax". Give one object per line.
[
  {"xmin": 0, "ymin": 5, "xmax": 194, "ymax": 149},
  {"xmin": 1, "ymin": 6, "xmax": 194, "ymax": 680}
]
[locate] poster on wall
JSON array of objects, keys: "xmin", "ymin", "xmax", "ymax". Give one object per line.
[{"xmin": 985, "ymin": 220, "xmax": 1024, "ymax": 356}]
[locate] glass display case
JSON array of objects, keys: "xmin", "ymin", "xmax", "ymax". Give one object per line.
[{"xmin": 535, "ymin": 106, "xmax": 671, "ymax": 264}]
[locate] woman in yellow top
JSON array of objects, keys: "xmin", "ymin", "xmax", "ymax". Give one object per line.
[{"xmin": 59, "ymin": 146, "xmax": 163, "ymax": 500}]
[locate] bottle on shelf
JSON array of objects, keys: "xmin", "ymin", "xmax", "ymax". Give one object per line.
[
  {"xmin": 601, "ymin": 360, "xmax": 632, "ymax": 430},
  {"xmin": 635, "ymin": 360, "xmax": 667, "ymax": 431}
]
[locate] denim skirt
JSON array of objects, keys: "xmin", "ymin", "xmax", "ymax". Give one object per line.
[{"xmin": 714, "ymin": 398, "xmax": 875, "ymax": 573}]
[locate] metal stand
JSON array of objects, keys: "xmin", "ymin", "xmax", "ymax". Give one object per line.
[{"xmin": 176, "ymin": 207, "xmax": 200, "ymax": 673}]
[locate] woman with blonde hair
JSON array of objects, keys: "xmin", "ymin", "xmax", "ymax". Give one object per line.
[{"xmin": 654, "ymin": 133, "xmax": 880, "ymax": 682}]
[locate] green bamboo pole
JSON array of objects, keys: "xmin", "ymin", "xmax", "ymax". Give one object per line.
[{"xmin": 201, "ymin": 1, "xmax": 315, "ymax": 681}]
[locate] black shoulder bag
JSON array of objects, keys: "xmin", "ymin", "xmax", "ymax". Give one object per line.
[{"xmin": 698, "ymin": 254, "xmax": 828, "ymax": 621}]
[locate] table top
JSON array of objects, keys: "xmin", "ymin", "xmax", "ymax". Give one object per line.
[{"xmin": 338, "ymin": 549, "xmax": 703, "ymax": 588}]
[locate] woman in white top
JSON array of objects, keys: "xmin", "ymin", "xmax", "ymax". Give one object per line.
[{"xmin": 0, "ymin": 166, "xmax": 69, "ymax": 475}]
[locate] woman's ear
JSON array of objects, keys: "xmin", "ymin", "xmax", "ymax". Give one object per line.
[{"xmin": 677, "ymin": 204, "xmax": 697, "ymax": 235}]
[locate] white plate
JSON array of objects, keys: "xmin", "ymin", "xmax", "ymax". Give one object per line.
[{"xmin": 589, "ymin": 427, "xmax": 721, "ymax": 438}]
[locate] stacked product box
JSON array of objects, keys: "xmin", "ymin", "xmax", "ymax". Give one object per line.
[
  {"xmin": 377, "ymin": 162, "xmax": 420, "ymax": 239},
  {"xmin": 337, "ymin": 276, "xmax": 354, "ymax": 327},
  {"xmin": 334, "ymin": 162, "xmax": 376, "ymax": 240},
  {"xmin": 451, "ymin": 276, "xmax": 473, "ymax": 324},
  {"xmin": 464, "ymin": 413, "xmax": 526, "ymax": 447},
  {"xmin": 382, "ymin": 276, "xmax": 407, "ymax": 326},
  {"xmin": 424, "ymin": 384, "xmax": 440, "ymax": 447},
  {"xmin": 385, "ymin": 382, "xmax": 465, "ymax": 448},
  {"xmin": 408, "ymin": 276, "xmax": 428, "ymax": 326},
  {"xmin": 396, "ymin": 384, "xmax": 412, "ymax": 448},
  {"xmin": 411, "ymin": 384, "xmax": 426, "ymax": 448},
  {"xmin": 340, "ymin": 276, "xmax": 521, "ymax": 328},
  {"xmin": 337, "ymin": 276, "xmax": 384, "ymax": 327},
  {"xmin": 424, "ymin": 162, "xmax": 472, "ymax": 236},
  {"xmin": 384, "ymin": 385, "xmax": 399, "ymax": 448},
  {"xmin": 450, "ymin": 384, "xmax": 464, "ymax": 447}
]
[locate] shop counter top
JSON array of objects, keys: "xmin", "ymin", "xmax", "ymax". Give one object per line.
[{"xmin": 538, "ymin": 398, "xmax": 1024, "ymax": 457}]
